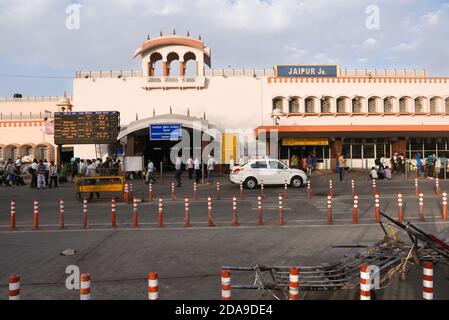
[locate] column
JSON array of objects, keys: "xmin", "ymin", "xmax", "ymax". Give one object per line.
[
  {"xmin": 162, "ymin": 61, "xmax": 169, "ymax": 76},
  {"xmin": 330, "ymin": 139, "xmax": 343, "ymax": 170},
  {"xmin": 180, "ymin": 61, "xmax": 185, "ymax": 76},
  {"xmin": 125, "ymin": 134, "xmax": 135, "ymax": 156}
]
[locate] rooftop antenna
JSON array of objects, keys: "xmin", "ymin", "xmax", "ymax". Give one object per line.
[
  {"xmin": 153, "ymin": 108, "xmax": 155, "ymax": 116},
  {"xmin": 199, "ymin": 34, "xmax": 202, "ymax": 40},
  {"xmin": 187, "ymin": 30, "xmax": 190, "ymax": 37},
  {"xmin": 203, "ymin": 112, "xmax": 206, "ymax": 120},
  {"xmin": 160, "ymin": 31, "xmax": 163, "ymax": 36},
  {"xmin": 187, "ymin": 108, "xmax": 190, "ymax": 116},
  {"xmin": 147, "ymin": 34, "xmax": 150, "ymax": 40},
  {"xmin": 170, "ymin": 106, "xmax": 173, "ymax": 114},
  {"xmin": 173, "ymin": 29, "xmax": 176, "ymax": 35}
]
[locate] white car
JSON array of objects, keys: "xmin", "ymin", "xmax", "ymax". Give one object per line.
[{"xmin": 230, "ymin": 159, "xmax": 308, "ymax": 189}]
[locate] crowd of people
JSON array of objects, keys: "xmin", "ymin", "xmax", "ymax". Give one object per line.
[{"xmin": 289, "ymin": 153, "xmax": 317, "ymax": 178}]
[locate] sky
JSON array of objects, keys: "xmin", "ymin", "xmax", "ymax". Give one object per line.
[{"xmin": 0, "ymin": 0, "xmax": 449, "ymax": 97}]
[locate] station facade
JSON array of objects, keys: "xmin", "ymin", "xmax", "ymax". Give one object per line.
[{"xmin": 1, "ymin": 33, "xmax": 449, "ymax": 169}]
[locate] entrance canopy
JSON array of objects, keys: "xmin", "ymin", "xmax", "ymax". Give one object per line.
[{"xmin": 118, "ymin": 113, "xmax": 216, "ymax": 140}]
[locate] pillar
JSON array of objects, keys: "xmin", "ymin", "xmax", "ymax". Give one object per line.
[
  {"xmin": 162, "ymin": 62, "xmax": 169, "ymax": 76},
  {"xmin": 392, "ymin": 138, "xmax": 407, "ymax": 156},
  {"xmin": 126, "ymin": 134, "xmax": 135, "ymax": 156},
  {"xmin": 330, "ymin": 138, "xmax": 343, "ymax": 170},
  {"xmin": 180, "ymin": 61, "xmax": 185, "ymax": 76}
]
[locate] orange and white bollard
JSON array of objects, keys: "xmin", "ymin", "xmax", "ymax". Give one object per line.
[
  {"xmin": 329, "ymin": 179, "xmax": 333, "ymax": 196},
  {"xmin": 360, "ymin": 264, "xmax": 371, "ymax": 300},
  {"xmin": 184, "ymin": 198, "xmax": 192, "ymax": 227},
  {"xmin": 351, "ymin": 179, "xmax": 355, "ymax": 196},
  {"xmin": 435, "ymin": 178, "xmax": 440, "ymax": 196},
  {"xmin": 148, "ymin": 272, "xmax": 159, "ymax": 300},
  {"xmin": 59, "ymin": 198, "xmax": 65, "ymax": 229},
  {"xmin": 10, "ymin": 200, "xmax": 16, "ymax": 230},
  {"xmin": 353, "ymin": 194, "xmax": 359, "ymax": 224},
  {"xmin": 374, "ymin": 193, "xmax": 380, "ymax": 223},
  {"xmin": 442, "ymin": 191, "xmax": 447, "ymax": 221},
  {"xmin": 278, "ymin": 195, "xmax": 285, "ymax": 225},
  {"xmin": 80, "ymin": 273, "xmax": 91, "ymax": 300},
  {"xmin": 83, "ymin": 198, "xmax": 88, "ymax": 229},
  {"xmin": 216, "ymin": 182, "xmax": 220, "ymax": 200},
  {"xmin": 8, "ymin": 274, "xmax": 20, "ymax": 300},
  {"xmin": 33, "ymin": 199, "xmax": 39, "ymax": 230},
  {"xmin": 289, "ymin": 267, "xmax": 299, "ymax": 300},
  {"xmin": 257, "ymin": 196, "xmax": 263, "ymax": 225},
  {"xmin": 111, "ymin": 197, "xmax": 117, "ymax": 228},
  {"xmin": 207, "ymin": 196, "xmax": 215, "ymax": 227},
  {"xmin": 372, "ymin": 179, "xmax": 377, "ymax": 195},
  {"xmin": 397, "ymin": 193, "xmax": 403, "ymax": 223},
  {"xmin": 419, "ymin": 192, "xmax": 424, "ymax": 221},
  {"xmin": 260, "ymin": 180, "xmax": 265, "ymax": 199},
  {"xmin": 133, "ymin": 198, "xmax": 139, "ymax": 228},
  {"xmin": 232, "ymin": 195, "xmax": 239, "ymax": 226},
  {"xmin": 422, "ymin": 262, "xmax": 433, "ymax": 300},
  {"xmin": 240, "ymin": 181, "xmax": 244, "ymax": 200},
  {"xmin": 193, "ymin": 182, "xmax": 197, "ymax": 200},
  {"xmin": 327, "ymin": 194, "xmax": 333, "ymax": 225},
  {"xmin": 307, "ymin": 180, "xmax": 311, "ymax": 199},
  {"xmin": 171, "ymin": 182, "xmax": 175, "ymax": 201},
  {"xmin": 284, "ymin": 181, "xmax": 288, "ymax": 199},
  {"xmin": 129, "ymin": 183, "xmax": 134, "ymax": 202},
  {"xmin": 124, "ymin": 183, "xmax": 129, "ymax": 203},
  {"xmin": 415, "ymin": 178, "xmax": 419, "ymax": 196},
  {"xmin": 149, "ymin": 183, "xmax": 153, "ymax": 202},
  {"xmin": 221, "ymin": 269, "xmax": 231, "ymax": 300},
  {"xmin": 158, "ymin": 198, "xmax": 164, "ymax": 227}
]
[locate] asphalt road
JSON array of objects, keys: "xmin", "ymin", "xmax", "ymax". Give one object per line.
[{"xmin": 0, "ymin": 171, "xmax": 448, "ymax": 300}]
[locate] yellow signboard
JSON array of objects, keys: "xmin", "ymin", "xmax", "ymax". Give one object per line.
[
  {"xmin": 222, "ymin": 133, "xmax": 237, "ymax": 164},
  {"xmin": 282, "ymin": 138, "xmax": 329, "ymax": 146}
]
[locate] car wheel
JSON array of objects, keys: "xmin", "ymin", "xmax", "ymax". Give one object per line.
[
  {"xmin": 245, "ymin": 177, "xmax": 257, "ymax": 189},
  {"xmin": 291, "ymin": 176, "xmax": 303, "ymax": 188}
]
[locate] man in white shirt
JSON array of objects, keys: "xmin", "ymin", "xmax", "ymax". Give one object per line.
[
  {"xmin": 187, "ymin": 157, "xmax": 194, "ymax": 180},
  {"xmin": 207, "ymin": 155, "xmax": 216, "ymax": 183},
  {"xmin": 30, "ymin": 159, "xmax": 38, "ymax": 188},
  {"xmin": 146, "ymin": 159, "xmax": 156, "ymax": 183},
  {"xmin": 174, "ymin": 156, "xmax": 183, "ymax": 187},
  {"xmin": 194, "ymin": 157, "xmax": 201, "ymax": 183}
]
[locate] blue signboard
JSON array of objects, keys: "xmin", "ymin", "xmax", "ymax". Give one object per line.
[
  {"xmin": 150, "ymin": 124, "xmax": 182, "ymax": 141},
  {"xmin": 276, "ymin": 65, "xmax": 338, "ymax": 77}
]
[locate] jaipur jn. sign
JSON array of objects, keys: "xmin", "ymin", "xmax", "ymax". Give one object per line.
[{"xmin": 275, "ymin": 65, "xmax": 338, "ymax": 77}]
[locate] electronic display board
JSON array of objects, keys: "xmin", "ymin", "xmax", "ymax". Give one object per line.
[{"xmin": 54, "ymin": 111, "xmax": 120, "ymax": 145}]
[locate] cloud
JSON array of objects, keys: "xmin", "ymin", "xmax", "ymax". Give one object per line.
[{"xmin": 1, "ymin": 0, "xmax": 449, "ymax": 96}]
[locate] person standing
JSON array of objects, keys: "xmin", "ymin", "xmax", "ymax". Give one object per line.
[
  {"xmin": 37, "ymin": 160, "xmax": 46, "ymax": 189},
  {"xmin": 174, "ymin": 156, "xmax": 183, "ymax": 187},
  {"xmin": 79, "ymin": 160, "xmax": 85, "ymax": 177},
  {"xmin": 187, "ymin": 156, "xmax": 194, "ymax": 180},
  {"xmin": 207, "ymin": 155, "xmax": 216, "ymax": 183},
  {"xmin": 306, "ymin": 154, "xmax": 314, "ymax": 178},
  {"xmin": 6, "ymin": 159, "xmax": 16, "ymax": 186},
  {"xmin": 85, "ymin": 159, "xmax": 100, "ymax": 199},
  {"xmin": 290, "ymin": 154, "xmax": 298, "ymax": 169},
  {"xmin": 71, "ymin": 160, "xmax": 78, "ymax": 183},
  {"xmin": 194, "ymin": 157, "xmax": 201, "ymax": 183},
  {"xmin": 415, "ymin": 153, "xmax": 422, "ymax": 177},
  {"xmin": 43, "ymin": 159, "xmax": 49, "ymax": 186},
  {"xmin": 29, "ymin": 159, "xmax": 38, "ymax": 188},
  {"xmin": 439, "ymin": 153, "xmax": 448, "ymax": 179},
  {"xmin": 146, "ymin": 158, "xmax": 156, "ymax": 183},
  {"xmin": 49, "ymin": 161, "xmax": 58, "ymax": 188},
  {"xmin": 426, "ymin": 153, "xmax": 435, "ymax": 178},
  {"xmin": 338, "ymin": 153, "xmax": 346, "ymax": 182}
]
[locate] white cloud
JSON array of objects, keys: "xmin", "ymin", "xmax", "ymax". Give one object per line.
[
  {"xmin": 422, "ymin": 9, "xmax": 443, "ymax": 25},
  {"xmin": 357, "ymin": 58, "xmax": 368, "ymax": 63},
  {"xmin": 391, "ymin": 39, "xmax": 421, "ymax": 52},
  {"xmin": 363, "ymin": 38, "xmax": 377, "ymax": 47}
]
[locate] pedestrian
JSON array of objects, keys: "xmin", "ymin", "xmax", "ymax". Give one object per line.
[
  {"xmin": 49, "ymin": 160, "xmax": 58, "ymax": 188},
  {"xmin": 290, "ymin": 154, "xmax": 298, "ymax": 169},
  {"xmin": 43, "ymin": 159, "xmax": 49, "ymax": 186},
  {"xmin": 391, "ymin": 152, "xmax": 398, "ymax": 174},
  {"xmin": 426, "ymin": 153, "xmax": 435, "ymax": 178},
  {"xmin": 335, "ymin": 153, "xmax": 340, "ymax": 175},
  {"xmin": 85, "ymin": 159, "xmax": 100, "ymax": 199},
  {"xmin": 415, "ymin": 153, "xmax": 422, "ymax": 177},
  {"xmin": 337, "ymin": 153, "xmax": 346, "ymax": 182},
  {"xmin": 229, "ymin": 155, "xmax": 235, "ymax": 174},
  {"xmin": 29, "ymin": 159, "xmax": 38, "ymax": 188},
  {"xmin": 194, "ymin": 157, "xmax": 201, "ymax": 183},
  {"xmin": 398, "ymin": 153, "xmax": 405, "ymax": 174},
  {"xmin": 37, "ymin": 160, "xmax": 46, "ymax": 189},
  {"xmin": 207, "ymin": 155, "xmax": 216, "ymax": 183},
  {"xmin": 71, "ymin": 159, "xmax": 78, "ymax": 183},
  {"xmin": 6, "ymin": 159, "xmax": 16, "ymax": 186},
  {"xmin": 306, "ymin": 154, "xmax": 314, "ymax": 178},
  {"xmin": 146, "ymin": 158, "xmax": 156, "ymax": 183},
  {"xmin": 369, "ymin": 167, "xmax": 378, "ymax": 179},
  {"xmin": 174, "ymin": 156, "xmax": 183, "ymax": 187},
  {"xmin": 187, "ymin": 156, "xmax": 194, "ymax": 179},
  {"xmin": 300, "ymin": 155, "xmax": 307, "ymax": 171},
  {"xmin": 439, "ymin": 153, "xmax": 448, "ymax": 179},
  {"xmin": 384, "ymin": 166, "xmax": 392, "ymax": 179},
  {"xmin": 79, "ymin": 160, "xmax": 85, "ymax": 177}
]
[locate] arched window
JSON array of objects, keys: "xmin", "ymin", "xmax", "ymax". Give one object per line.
[
  {"xmin": 166, "ymin": 52, "xmax": 180, "ymax": 76},
  {"xmin": 445, "ymin": 97, "xmax": 449, "ymax": 114},
  {"xmin": 272, "ymin": 97, "xmax": 284, "ymax": 112},
  {"xmin": 352, "ymin": 97, "xmax": 363, "ymax": 113},
  {"xmin": 430, "ymin": 97, "xmax": 440, "ymax": 113},
  {"xmin": 415, "ymin": 97, "xmax": 424, "ymax": 113},
  {"xmin": 399, "ymin": 97, "xmax": 409, "ymax": 113},
  {"xmin": 383, "ymin": 97, "xmax": 393, "ymax": 113},
  {"xmin": 149, "ymin": 52, "xmax": 163, "ymax": 76},
  {"xmin": 368, "ymin": 97, "xmax": 378, "ymax": 113},
  {"xmin": 336, "ymin": 97, "xmax": 346, "ymax": 113},
  {"xmin": 321, "ymin": 97, "xmax": 331, "ymax": 113},
  {"xmin": 183, "ymin": 52, "xmax": 197, "ymax": 76},
  {"xmin": 305, "ymin": 97, "xmax": 315, "ymax": 113},
  {"xmin": 289, "ymin": 97, "xmax": 300, "ymax": 113}
]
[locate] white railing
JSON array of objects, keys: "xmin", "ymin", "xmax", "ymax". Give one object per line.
[
  {"xmin": 0, "ymin": 112, "xmax": 53, "ymax": 120},
  {"xmin": 0, "ymin": 96, "xmax": 70, "ymax": 103},
  {"xmin": 143, "ymin": 76, "xmax": 206, "ymax": 89},
  {"xmin": 339, "ymin": 68, "xmax": 427, "ymax": 78}
]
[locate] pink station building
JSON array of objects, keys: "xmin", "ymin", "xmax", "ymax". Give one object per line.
[{"xmin": 1, "ymin": 33, "xmax": 449, "ymax": 169}]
